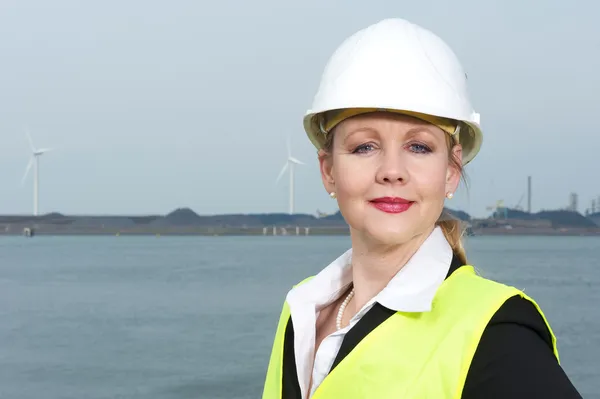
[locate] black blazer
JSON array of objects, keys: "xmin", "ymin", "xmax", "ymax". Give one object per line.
[{"xmin": 280, "ymin": 255, "xmax": 582, "ymax": 398}]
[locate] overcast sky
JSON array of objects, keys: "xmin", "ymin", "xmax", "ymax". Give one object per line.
[{"xmin": 0, "ymin": 0, "xmax": 598, "ymax": 218}]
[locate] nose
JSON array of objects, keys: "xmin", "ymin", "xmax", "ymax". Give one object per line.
[{"xmin": 375, "ymin": 148, "xmax": 408, "ymax": 185}]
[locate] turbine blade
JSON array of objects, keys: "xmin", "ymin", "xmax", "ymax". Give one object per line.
[
  {"xmin": 24, "ymin": 127, "xmax": 35, "ymax": 152},
  {"xmin": 276, "ymin": 162, "xmax": 288, "ymax": 183},
  {"xmin": 20, "ymin": 158, "xmax": 33, "ymax": 186},
  {"xmin": 286, "ymin": 135, "xmax": 291, "ymax": 158},
  {"xmin": 36, "ymin": 147, "xmax": 53, "ymax": 154},
  {"xmin": 288, "ymin": 156, "xmax": 304, "ymax": 165}
]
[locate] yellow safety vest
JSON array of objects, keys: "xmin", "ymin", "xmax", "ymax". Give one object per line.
[{"xmin": 262, "ymin": 265, "xmax": 559, "ymax": 399}]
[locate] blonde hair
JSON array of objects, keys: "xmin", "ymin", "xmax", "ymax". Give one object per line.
[
  {"xmin": 437, "ymin": 219, "xmax": 467, "ymax": 265},
  {"xmin": 321, "ymin": 115, "xmax": 469, "ymax": 265}
]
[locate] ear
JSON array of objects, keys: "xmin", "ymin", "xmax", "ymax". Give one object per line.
[
  {"xmin": 446, "ymin": 144, "xmax": 463, "ymax": 194},
  {"xmin": 318, "ymin": 149, "xmax": 335, "ymax": 195}
]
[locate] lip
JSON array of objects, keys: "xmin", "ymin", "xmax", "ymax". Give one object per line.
[{"xmin": 369, "ymin": 197, "xmax": 414, "ymax": 214}]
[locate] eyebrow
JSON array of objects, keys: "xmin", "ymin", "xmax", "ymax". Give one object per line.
[
  {"xmin": 342, "ymin": 125, "xmax": 440, "ymax": 144},
  {"xmin": 404, "ymin": 126, "xmax": 440, "ymax": 140},
  {"xmin": 341, "ymin": 127, "xmax": 379, "ymax": 144}
]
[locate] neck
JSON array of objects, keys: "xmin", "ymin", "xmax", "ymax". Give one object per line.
[{"xmin": 347, "ymin": 225, "xmax": 436, "ymax": 314}]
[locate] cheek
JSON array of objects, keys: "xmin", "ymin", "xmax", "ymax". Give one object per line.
[
  {"xmin": 408, "ymin": 163, "xmax": 448, "ymax": 199},
  {"xmin": 333, "ymin": 157, "xmax": 372, "ymax": 196},
  {"xmin": 332, "ymin": 159, "xmax": 372, "ymax": 226}
]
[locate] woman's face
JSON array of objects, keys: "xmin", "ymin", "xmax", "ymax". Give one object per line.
[{"xmin": 319, "ymin": 111, "xmax": 462, "ymax": 246}]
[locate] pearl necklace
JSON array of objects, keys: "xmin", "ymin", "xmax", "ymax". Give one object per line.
[{"xmin": 336, "ymin": 287, "xmax": 355, "ymax": 330}]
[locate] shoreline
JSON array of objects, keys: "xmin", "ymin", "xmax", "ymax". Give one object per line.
[
  {"xmin": 3, "ymin": 226, "xmax": 600, "ymax": 237},
  {"xmin": 2, "ymin": 208, "xmax": 599, "ymax": 237}
]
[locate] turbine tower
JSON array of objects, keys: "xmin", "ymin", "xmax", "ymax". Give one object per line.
[
  {"xmin": 276, "ymin": 136, "xmax": 304, "ymax": 215},
  {"xmin": 20, "ymin": 128, "xmax": 53, "ymax": 216}
]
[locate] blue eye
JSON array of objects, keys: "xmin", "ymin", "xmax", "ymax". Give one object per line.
[
  {"xmin": 408, "ymin": 143, "xmax": 432, "ymax": 154},
  {"xmin": 352, "ymin": 143, "xmax": 375, "ymax": 154}
]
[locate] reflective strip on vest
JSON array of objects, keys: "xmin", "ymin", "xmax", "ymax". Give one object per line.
[{"xmin": 261, "ymin": 266, "xmax": 559, "ymax": 399}]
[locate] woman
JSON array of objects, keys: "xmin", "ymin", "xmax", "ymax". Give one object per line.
[{"xmin": 262, "ymin": 18, "xmax": 582, "ymax": 398}]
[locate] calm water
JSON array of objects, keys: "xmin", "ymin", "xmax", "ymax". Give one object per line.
[{"xmin": 0, "ymin": 235, "xmax": 598, "ymax": 398}]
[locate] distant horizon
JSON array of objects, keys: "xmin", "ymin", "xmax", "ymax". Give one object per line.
[{"xmin": 1, "ymin": 205, "xmax": 598, "ymax": 220}]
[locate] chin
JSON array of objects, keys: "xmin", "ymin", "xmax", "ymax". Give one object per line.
[
  {"xmin": 370, "ymin": 230, "xmax": 416, "ymax": 246},
  {"xmin": 360, "ymin": 220, "xmax": 419, "ymax": 246},
  {"xmin": 343, "ymin": 205, "xmax": 420, "ymax": 245}
]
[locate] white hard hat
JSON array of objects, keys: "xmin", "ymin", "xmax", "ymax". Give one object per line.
[{"xmin": 303, "ymin": 18, "xmax": 483, "ymax": 165}]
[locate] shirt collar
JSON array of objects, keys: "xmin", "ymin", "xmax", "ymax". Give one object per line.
[{"xmin": 286, "ymin": 226, "xmax": 453, "ymax": 313}]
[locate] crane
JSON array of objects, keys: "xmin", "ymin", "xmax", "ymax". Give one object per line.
[{"xmin": 486, "ymin": 200, "xmax": 508, "ymax": 219}]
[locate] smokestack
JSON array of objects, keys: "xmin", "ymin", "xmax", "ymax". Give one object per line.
[{"xmin": 527, "ymin": 176, "xmax": 532, "ymax": 213}]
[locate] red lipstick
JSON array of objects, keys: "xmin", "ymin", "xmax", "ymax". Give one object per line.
[{"xmin": 369, "ymin": 197, "xmax": 414, "ymax": 214}]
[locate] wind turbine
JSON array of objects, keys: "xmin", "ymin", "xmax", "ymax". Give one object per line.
[
  {"xmin": 276, "ymin": 136, "xmax": 304, "ymax": 215},
  {"xmin": 20, "ymin": 128, "xmax": 54, "ymax": 216}
]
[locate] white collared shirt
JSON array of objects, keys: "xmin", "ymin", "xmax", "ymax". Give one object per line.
[{"xmin": 285, "ymin": 226, "xmax": 453, "ymax": 399}]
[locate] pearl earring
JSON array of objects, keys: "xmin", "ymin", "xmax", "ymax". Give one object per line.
[
  {"xmin": 446, "ymin": 192, "xmax": 454, "ymax": 199},
  {"xmin": 329, "ymin": 192, "xmax": 337, "ymax": 199}
]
